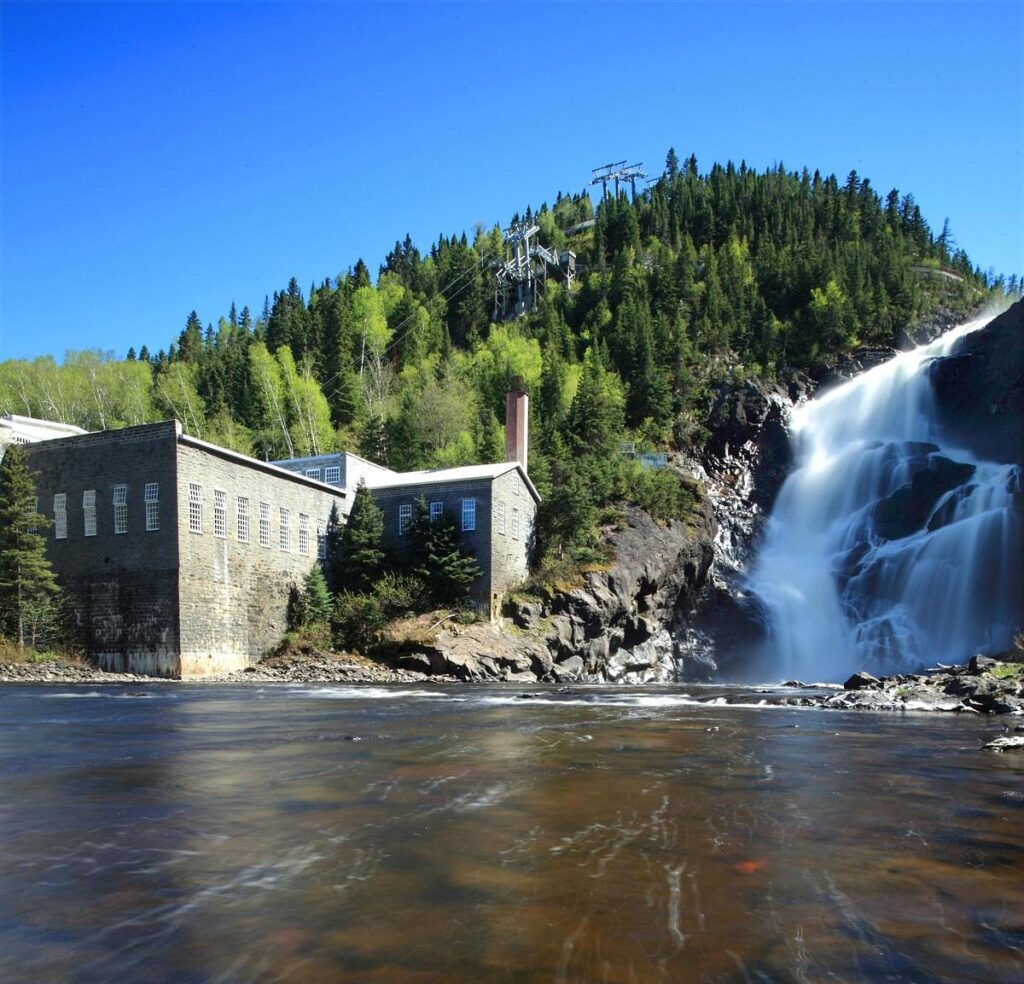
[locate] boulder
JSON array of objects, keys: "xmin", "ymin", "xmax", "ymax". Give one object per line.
[{"xmin": 844, "ymin": 671, "xmax": 882, "ymax": 691}]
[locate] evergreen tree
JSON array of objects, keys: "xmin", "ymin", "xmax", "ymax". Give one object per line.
[
  {"xmin": 405, "ymin": 497, "xmax": 482, "ymax": 605},
  {"xmin": 338, "ymin": 481, "xmax": 385, "ymax": 593},
  {"xmin": 301, "ymin": 566, "xmax": 332, "ymax": 625},
  {"xmin": 322, "ymin": 501, "xmax": 345, "ymax": 594},
  {"xmin": 0, "ymin": 446, "xmax": 61, "ymax": 649}
]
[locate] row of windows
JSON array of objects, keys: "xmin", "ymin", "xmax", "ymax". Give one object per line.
[
  {"xmin": 303, "ymin": 466, "xmax": 341, "ymax": 485},
  {"xmin": 396, "ymin": 498, "xmax": 477, "ymax": 536},
  {"xmin": 187, "ymin": 483, "xmax": 326, "ymax": 558},
  {"xmin": 51, "ymin": 484, "xmax": 159, "ymax": 539}
]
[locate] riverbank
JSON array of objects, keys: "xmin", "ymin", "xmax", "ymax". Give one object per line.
[{"xmin": 2, "ymin": 649, "xmax": 1021, "ymax": 715}]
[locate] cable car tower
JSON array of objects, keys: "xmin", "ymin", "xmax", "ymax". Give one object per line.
[
  {"xmin": 591, "ymin": 161, "xmax": 647, "ymax": 200},
  {"xmin": 493, "ymin": 221, "xmax": 576, "ymax": 320}
]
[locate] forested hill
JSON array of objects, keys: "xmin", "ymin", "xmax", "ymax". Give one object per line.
[{"xmin": 1, "ymin": 150, "xmax": 1016, "ymax": 566}]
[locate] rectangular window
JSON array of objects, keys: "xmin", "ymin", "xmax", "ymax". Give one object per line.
[
  {"xmin": 495, "ymin": 501, "xmax": 506, "ymax": 535},
  {"xmin": 279, "ymin": 508, "xmax": 290, "ymax": 552},
  {"xmin": 461, "ymin": 498, "xmax": 476, "ymax": 532},
  {"xmin": 430, "ymin": 500, "xmax": 444, "ymax": 523},
  {"xmin": 325, "ymin": 466, "xmax": 341, "ymax": 485},
  {"xmin": 83, "ymin": 489, "xmax": 97, "ymax": 537},
  {"xmin": 298, "ymin": 513, "xmax": 309, "ymax": 555},
  {"xmin": 213, "ymin": 489, "xmax": 227, "ymax": 538},
  {"xmin": 512, "ymin": 507, "xmax": 520, "ymax": 540},
  {"xmin": 144, "ymin": 483, "xmax": 159, "ymax": 532},
  {"xmin": 113, "ymin": 484, "xmax": 128, "ymax": 535},
  {"xmin": 237, "ymin": 497, "xmax": 250, "ymax": 543},
  {"xmin": 398, "ymin": 503, "xmax": 412, "ymax": 535},
  {"xmin": 54, "ymin": 493, "xmax": 67, "ymax": 540},
  {"xmin": 316, "ymin": 520, "xmax": 326, "ymax": 561},
  {"xmin": 259, "ymin": 501, "xmax": 271, "ymax": 548},
  {"xmin": 188, "ymin": 483, "xmax": 203, "ymax": 534},
  {"xmin": 305, "ymin": 468, "xmax": 321, "ymax": 481},
  {"xmin": 514, "ymin": 475, "xmax": 522, "ymax": 496}
]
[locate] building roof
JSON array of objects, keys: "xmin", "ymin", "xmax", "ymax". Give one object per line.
[
  {"xmin": 269, "ymin": 450, "xmax": 396, "ymax": 474},
  {"xmin": 1, "ymin": 414, "xmax": 89, "ymax": 440},
  {"xmin": 369, "ymin": 461, "xmax": 541, "ymax": 503}
]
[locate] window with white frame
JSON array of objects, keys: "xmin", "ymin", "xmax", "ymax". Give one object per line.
[
  {"xmin": 54, "ymin": 493, "xmax": 68, "ymax": 540},
  {"xmin": 514, "ymin": 475, "xmax": 522, "ymax": 496},
  {"xmin": 279, "ymin": 508, "xmax": 290, "ymax": 552},
  {"xmin": 188, "ymin": 483, "xmax": 203, "ymax": 534},
  {"xmin": 82, "ymin": 490, "xmax": 97, "ymax": 537},
  {"xmin": 324, "ymin": 466, "xmax": 341, "ymax": 485},
  {"xmin": 316, "ymin": 520, "xmax": 326, "ymax": 560},
  {"xmin": 461, "ymin": 498, "xmax": 476, "ymax": 532},
  {"xmin": 259, "ymin": 502, "xmax": 271, "ymax": 547},
  {"xmin": 237, "ymin": 497, "xmax": 250, "ymax": 543},
  {"xmin": 113, "ymin": 484, "xmax": 128, "ymax": 534},
  {"xmin": 144, "ymin": 483, "xmax": 159, "ymax": 531},
  {"xmin": 213, "ymin": 489, "xmax": 227, "ymax": 538},
  {"xmin": 398, "ymin": 503, "xmax": 412, "ymax": 535},
  {"xmin": 430, "ymin": 500, "xmax": 444, "ymax": 523},
  {"xmin": 511, "ymin": 507, "xmax": 520, "ymax": 540},
  {"xmin": 305, "ymin": 468, "xmax": 321, "ymax": 481},
  {"xmin": 298, "ymin": 513, "xmax": 309, "ymax": 555},
  {"xmin": 495, "ymin": 501, "xmax": 506, "ymax": 535}
]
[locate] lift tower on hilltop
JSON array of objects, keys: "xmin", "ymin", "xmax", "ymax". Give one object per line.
[
  {"xmin": 591, "ymin": 161, "xmax": 647, "ymax": 201},
  {"xmin": 492, "ymin": 221, "xmax": 576, "ymax": 320}
]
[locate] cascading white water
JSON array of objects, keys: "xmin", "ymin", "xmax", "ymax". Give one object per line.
[{"xmin": 748, "ymin": 315, "xmax": 1023, "ymax": 682}]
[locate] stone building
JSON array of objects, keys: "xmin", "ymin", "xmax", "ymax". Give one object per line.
[
  {"xmin": 272, "ymin": 386, "xmax": 539, "ymax": 616},
  {"xmin": 24, "ymin": 420, "xmax": 348, "ymax": 677},
  {"xmin": 19, "ymin": 387, "xmax": 538, "ymax": 677}
]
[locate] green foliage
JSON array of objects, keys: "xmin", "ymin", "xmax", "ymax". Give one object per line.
[
  {"xmin": 332, "ymin": 591, "xmax": 386, "ymax": 651},
  {"xmin": 620, "ymin": 465, "xmax": 693, "ymax": 522},
  {"xmin": 0, "ymin": 446, "xmax": 62, "ymax": 649},
  {"xmin": 403, "ymin": 497, "xmax": 483, "ymax": 606},
  {"xmin": 338, "ymin": 481, "xmax": 386, "ymax": 593}
]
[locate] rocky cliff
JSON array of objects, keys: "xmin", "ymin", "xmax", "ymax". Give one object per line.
[{"xmin": 929, "ymin": 299, "xmax": 1023, "ymax": 465}]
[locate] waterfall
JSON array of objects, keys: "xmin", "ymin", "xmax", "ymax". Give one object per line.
[{"xmin": 748, "ymin": 314, "xmax": 1023, "ymax": 682}]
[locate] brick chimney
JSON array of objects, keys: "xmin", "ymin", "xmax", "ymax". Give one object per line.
[{"xmin": 505, "ymin": 378, "xmax": 528, "ymax": 473}]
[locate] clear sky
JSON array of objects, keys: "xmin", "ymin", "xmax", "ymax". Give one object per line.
[{"xmin": 1, "ymin": 1, "xmax": 1021, "ymax": 362}]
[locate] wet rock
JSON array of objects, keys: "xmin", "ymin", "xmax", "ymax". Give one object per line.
[
  {"xmin": 969, "ymin": 654, "xmax": 1001, "ymax": 675},
  {"xmin": 872, "ymin": 454, "xmax": 975, "ymax": 541},
  {"xmin": 984, "ymin": 735, "xmax": 1024, "ymax": 751},
  {"xmin": 929, "ymin": 299, "xmax": 1024, "ymax": 465},
  {"xmin": 844, "ymin": 671, "xmax": 882, "ymax": 690}
]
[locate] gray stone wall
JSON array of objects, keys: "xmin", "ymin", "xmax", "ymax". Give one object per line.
[
  {"xmin": 175, "ymin": 440, "xmax": 347, "ymax": 676},
  {"xmin": 489, "ymin": 468, "xmax": 537, "ymax": 604},
  {"xmin": 24, "ymin": 421, "xmax": 182, "ymax": 675},
  {"xmin": 371, "ymin": 478, "xmax": 494, "ymax": 606}
]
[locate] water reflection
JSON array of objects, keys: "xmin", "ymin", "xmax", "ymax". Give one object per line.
[{"xmin": 0, "ymin": 684, "xmax": 1021, "ymax": 982}]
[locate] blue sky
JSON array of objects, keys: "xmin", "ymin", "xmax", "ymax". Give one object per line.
[{"xmin": 1, "ymin": 1, "xmax": 1021, "ymax": 361}]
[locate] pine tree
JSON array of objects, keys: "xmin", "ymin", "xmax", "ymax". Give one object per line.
[
  {"xmin": 0, "ymin": 446, "xmax": 61, "ymax": 649},
  {"xmin": 322, "ymin": 501, "xmax": 345, "ymax": 594},
  {"xmin": 301, "ymin": 566, "xmax": 332, "ymax": 625},
  {"xmin": 405, "ymin": 497, "xmax": 482, "ymax": 605},
  {"xmin": 338, "ymin": 481, "xmax": 386, "ymax": 593}
]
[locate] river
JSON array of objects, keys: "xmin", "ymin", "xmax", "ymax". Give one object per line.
[{"xmin": 1, "ymin": 683, "xmax": 1021, "ymax": 982}]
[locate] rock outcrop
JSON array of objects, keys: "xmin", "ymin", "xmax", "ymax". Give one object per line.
[
  {"xmin": 929, "ymin": 299, "xmax": 1024, "ymax": 465},
  {"xmin": 415, "ymin": 497, "xmax": 717, "ymax": 684}
]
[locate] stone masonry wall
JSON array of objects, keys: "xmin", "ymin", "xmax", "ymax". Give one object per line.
[
  {"xmin": 372, "ymin": 478, "xmax": 494, "ymax": 607},
  {"xmin": 489, "ymin": 468, "xmax": 537, "ymax": 607},
  {"xmin": 175, "ymin": 441, "xmax": 347, "ymax": 676},
  {"xmin": 25, "ymin": 421, "xmax": 182, "ymax": 675}
]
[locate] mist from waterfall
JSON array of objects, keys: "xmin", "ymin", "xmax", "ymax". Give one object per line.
[{"xmin": 748, "ymin": 314, "xmax": 1023, "ymax": 682}]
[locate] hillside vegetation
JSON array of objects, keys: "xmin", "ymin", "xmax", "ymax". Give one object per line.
[{"xmin": 2, "ymin": 150, "xmax": 1016, "ymax": 572}]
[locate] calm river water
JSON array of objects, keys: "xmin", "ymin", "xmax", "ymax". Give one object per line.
[{"xmin": 0, "ymin": 683, "xmax": 1021, "ymax": 983}]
